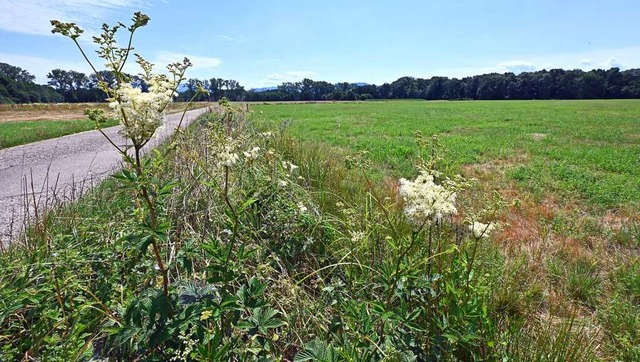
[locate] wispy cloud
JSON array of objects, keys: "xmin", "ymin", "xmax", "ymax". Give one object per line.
[
  {"xmin": 219, "ymin": 35, "xmax": 234, "ymax": 42},
  {"xmin": 266, "ymin": 71, "xmax": 317, "ymax": 82},
  {"xmin": 154, "ymin": 51, "xmax": 222, "ymax": 70},
  {"xmin": 245, "ymin": 71, "xmax": 317, "ymax": 89},
  {"xmin": 0, "ymin": 0, "xmax": 151, "ymax": 36},
  {"xmin": 494, "ymin": 61, "xmax": 538, "ymax": 74},
  {"xmin": 429, "ymin": 46, "xmax": 640, "ymax": 78}
]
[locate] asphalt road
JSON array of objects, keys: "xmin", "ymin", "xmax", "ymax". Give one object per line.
[{"xmin": 0, "ymin": 107, "xmax": 210, "ymax": 247}]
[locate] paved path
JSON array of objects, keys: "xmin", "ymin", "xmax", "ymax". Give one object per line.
[{"xmin": 0, "ymin": 108, "xmax": 210, "ymax": 247}]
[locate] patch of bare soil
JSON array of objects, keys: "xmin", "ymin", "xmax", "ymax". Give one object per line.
[{"xmin": 530, "ymin": 133, "xmax": 547, "ymax": 141}]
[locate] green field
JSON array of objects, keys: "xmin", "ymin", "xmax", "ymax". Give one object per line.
[
  {"xmin": 254, "ymin": 100, "xmax": 640, "ymax": 209},
  {"xmin": 0, "ymin": 119, "xmax": 119, "ymax": 149},
  {"xmin": 1, "ymin": 102, "xmax": 639, "ymax": 360}
]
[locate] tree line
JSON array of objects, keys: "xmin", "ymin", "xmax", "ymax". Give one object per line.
[{"xmin": 2, "ymin": 61, "xmax": 640, "ymax": 104}]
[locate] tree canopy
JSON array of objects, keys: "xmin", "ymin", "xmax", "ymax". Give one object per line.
[{"xmin": 2, "ymin": 61, "xmax": 640, "ymax": 104}]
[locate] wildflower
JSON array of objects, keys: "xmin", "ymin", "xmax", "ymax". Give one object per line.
[
  {"xmin": 243, "ymin": 146, "xmax": 261, "ymax": 161},
  {"xmin": 200, "ymin": 310, "xmax": 213, "ymax": 321},
  {"xmin": 398, "ymin": 170, "xmax": 457, "ymax": 227},
  {"xmin": 469, "ymin": 221, "xmax": 497, "ymax": 239},
  {"xmin": 218, "ymin": 145, "xmax": 239, "ymax": 167},
  {"xmin": 350, "ymin": 230, "xmax": 366, "ymax": 242},
  {"xmin": 282, "ymin": 161, "xmax": 299, "ymax": 176},
  {"xmin": 278, "ymin": 179, "xmax": 288, "ymax": 187},
  {"xmin": 297, "ymin": 202, "xmax": 308, "ymax": 213},
  {"xmin": 109, "ymin": 83, "xmax": 171, "ymax": 143}
]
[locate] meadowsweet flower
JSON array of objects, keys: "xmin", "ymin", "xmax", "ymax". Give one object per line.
[
  {"xmin": 297, "ymin": 202, "xmax": 308, "ymax": 213},
  {"xmin": 350, "ymin": 230, "xmax": 366, "ymax": 242},
  {"xmin": 282, "ymin": 161, "xmax": 299, "ymax": 175},
  {"xmin": 243, "ymin": 146, "xmax": 261, "ymax": 161},
  {"xmin": 399, "ymin": 170, "xmax": 457, "ymax": 227},
  {"xmin": 109, "ymin": 83, "xmax": 171, "ymax": 143},
  {"xmin": 218, "ymin": 145, "xmax": 239, "ymax": 167},
  {"xmin": 278, "ymin": 179, "xmax": 288, "ymax": 187},
  {"xmin": 469, "ymin": 221, "xmax": 496, "ymax": 238}
]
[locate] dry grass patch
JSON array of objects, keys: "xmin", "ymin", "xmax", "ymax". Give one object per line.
[{"xmin": 0, "ymin": 102, "xmax": 214, "ymax": 123}]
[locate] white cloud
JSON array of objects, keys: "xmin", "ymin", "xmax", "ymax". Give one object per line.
[
  {"xmin": 153, "ymin": 51, "xmax": 222, "ymax": 70},
  {"xmin": 495, "ymin": 61, "xmax": 538, "ymax": 74},
  {"xmin": 266, "ymin": 71, "xmax": 316, "ymax": 82},
  {"xmin": 429, "ymin": 46, "xmax": 640, "ymax": 79},
  {"xmin": 245, "ymin": 71, "xmax": 317, "ymax": 89},
  {"xmin": 0, "ymin": 0, "xmax": 151, "ymax": 36},
  {"xmin": 579, "ymin": 58, "xmax": 624, "ymax": 69}
]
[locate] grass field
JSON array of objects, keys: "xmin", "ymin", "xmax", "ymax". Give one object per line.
[
  {"xmin": 254, "ymin": 100, "xmax": 640, "ymax": 209},
  {"xmin": 0, "ymin": 102, "xmax": 215, "ymax": 149},
  {"xmin": 0, "ymin": 118, "xmax": 120, "ymax": 149}
]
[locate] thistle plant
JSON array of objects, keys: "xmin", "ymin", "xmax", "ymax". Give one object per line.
[{"xmin": 52, "ymin": 13, "xmax": 194, "ymax": 296}]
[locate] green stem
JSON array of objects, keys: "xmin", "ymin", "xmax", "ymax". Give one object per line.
[{"xmin": 134, "ymin": 145, "xmax": 169, "ymax": 297}]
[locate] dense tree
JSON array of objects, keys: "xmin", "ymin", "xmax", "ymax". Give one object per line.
[
  {"xmin": 0, "ymin": 63, "xmax": 36, "ymax": 83},
  {"xmin": 3, "ymin": 61, "xmax": 640, "ymax": 104},
  {"xmin": 0, "ymin": 63, "xmax": 61, "ymax": 104}
]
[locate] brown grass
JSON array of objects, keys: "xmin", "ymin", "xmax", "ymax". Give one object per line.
[
  {"xmin": 460, "ymin": 154, "xmax": 633, "ymax": 325},
  {"xmin": 0, "ymin": 102, "xmax": 215, "ymax": 123}
]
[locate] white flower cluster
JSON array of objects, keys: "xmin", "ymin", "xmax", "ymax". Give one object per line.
[
  {"xmin": 108, "ymin": 55, "xmax": 186, "ymax": 145},
  {"xmin": 243, "ymin": 146, "xmax": 261, "ymax": 162},
  {"xmin": 219, "ymin": 144, "xmax": 239, "ymax": 167},
  {"xmin": 398, "ymin": 170, "xmax": 457, "ymax": 227},
  {"xmin": 109, "ymin": 83, "xmax": 173, "ymax": 143},
  {"xmin": 469, "ymin": 221, "xmax": 497, "ymax": 239},
  {"xmin": 297, "ymin": 202, "xmax": 308, "ymax": 213},
  {"xmin": 282, "ymin": 161, "xmax": 299, "ymax": 177},
  {"xmin": 350, "ymin": 230, "xmax": 366, "ymax": 242}
]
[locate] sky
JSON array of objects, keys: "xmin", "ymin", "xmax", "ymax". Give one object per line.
[{"xmin": 1, "ymin": 0, "xmax": 640, "ymax": 89}]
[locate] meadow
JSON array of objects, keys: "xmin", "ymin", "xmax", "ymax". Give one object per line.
[
  {"xmin": 0, "ymin": 100, "xmax": 638, "ymax": 361},
  {"xmin": 253, "ymin": 99, "xmax": 640, "ymax": 209}
]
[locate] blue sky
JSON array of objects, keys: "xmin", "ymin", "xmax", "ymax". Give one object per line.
[{"xmin": 1, "ymin": 0, "xmax": 639, "ymax": 88}]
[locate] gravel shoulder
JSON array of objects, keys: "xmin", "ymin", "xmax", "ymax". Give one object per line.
[{"xmin": 0, "ymin": 107, "xmax": 210, "ymax": 246}]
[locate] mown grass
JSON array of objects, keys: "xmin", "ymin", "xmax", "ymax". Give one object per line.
[
  {"xmin": 0, "ymin": 119, "xmax": 119, "ymax": 149},
  {"xmin": 254, "ymin": 99, "xmax": 640, "ymax": 209}
]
